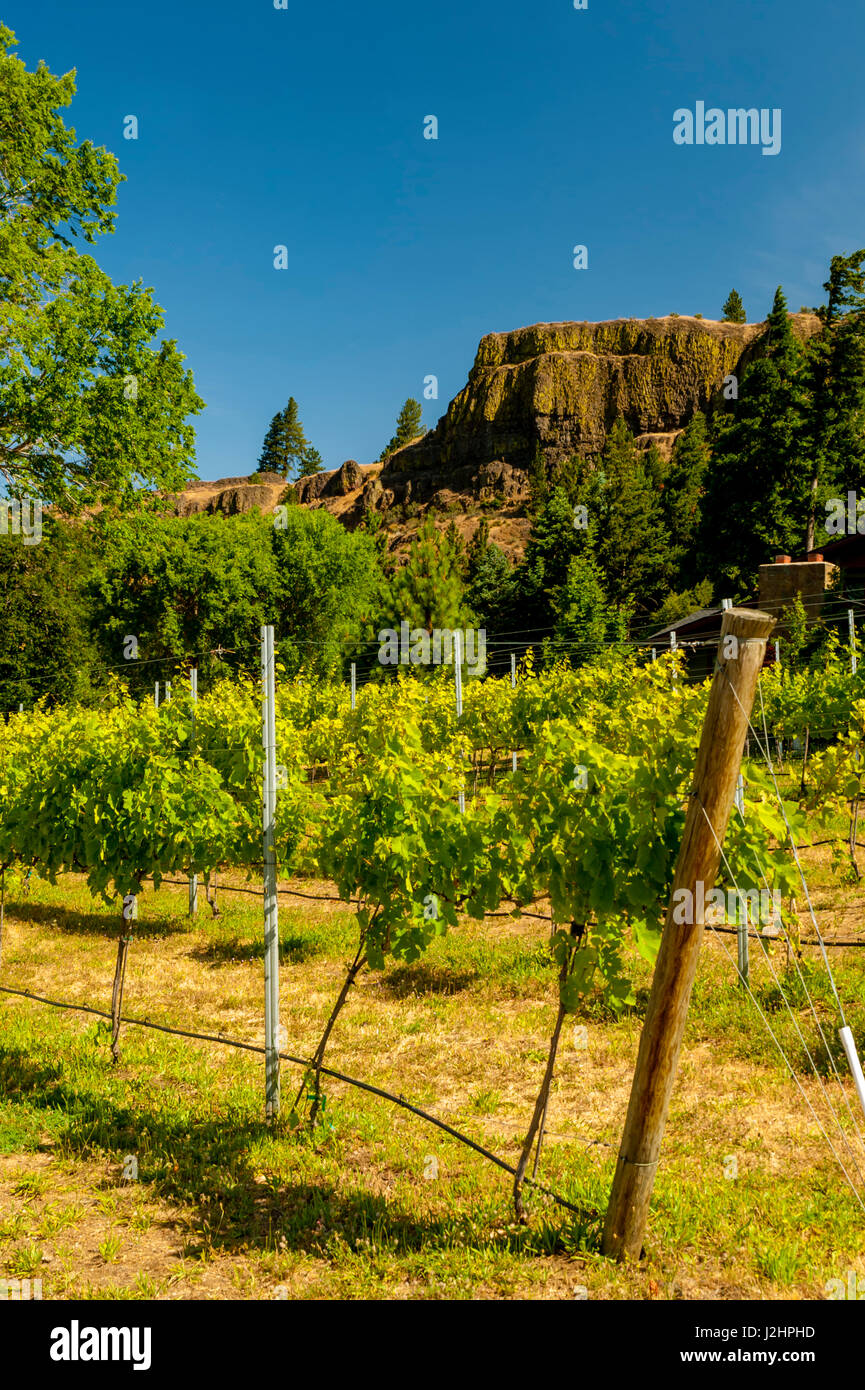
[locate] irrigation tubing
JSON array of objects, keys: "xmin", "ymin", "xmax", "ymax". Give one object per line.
[{"xmin": 0, "ymin": 982, "xmax": 584, "ymax": 1218}]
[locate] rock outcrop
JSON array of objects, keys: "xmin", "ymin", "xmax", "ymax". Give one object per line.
[
  {"xmin": 375, "ymin": 314, "xmax": 821, "ymax": 496},
  {"xmin": 169, "ymin": 312, "xmax": 823, "ymax": 558}
]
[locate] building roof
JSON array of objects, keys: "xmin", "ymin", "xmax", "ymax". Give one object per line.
[{"xmin": 646, "ymin": 606, "xmax": 725, "ymax": 642}]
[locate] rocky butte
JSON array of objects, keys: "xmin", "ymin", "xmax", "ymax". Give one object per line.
[{"xmin": 172, "ymin": 312, "xmax": 821, "ymax": 558}]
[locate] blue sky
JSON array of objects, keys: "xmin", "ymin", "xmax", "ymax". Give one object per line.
[{"xmin": 6, "ymin": 0, "xmax": 865, "ymax": 479}]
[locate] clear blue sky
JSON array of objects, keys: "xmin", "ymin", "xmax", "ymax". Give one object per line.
[{"xmin": 6, "ymin": 0, "xmax": 865, "ymax": 479}]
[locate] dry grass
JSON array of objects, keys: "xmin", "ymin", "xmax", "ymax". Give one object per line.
[{"xmin": 1, "ymin": 854, "xmax": 865, "ymax": 1300}]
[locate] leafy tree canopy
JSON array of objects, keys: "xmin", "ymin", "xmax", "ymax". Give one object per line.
[{"xmin": 0, "ymin": 26, "xmax": 203, "ymax": 509}]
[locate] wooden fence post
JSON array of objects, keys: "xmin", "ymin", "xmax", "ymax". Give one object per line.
[{"xmin": 601, "ymin": 607, "xmax": 774, "ymax": 1262}]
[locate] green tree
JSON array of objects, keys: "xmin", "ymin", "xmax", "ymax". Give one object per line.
[
  {"xmin": 297, "ymin": 445, "xmax": 325, "ymax": 478},
  {"xmin": 257, "ymin": 397, "xmax": 308, "ymax": 478},
  {"xmin": 379, "ymin": 398, "xmax": 423, "ymax": 461},
  {"xmin": 509, "ymin": 486, "xmax": 583, "ymax": 639},
  {"xmin": 271, "ymin": 508, "xmax": 382, "ymax": 675},
  {"xmin": 88, "ymin": 512, "xmax": 281, "ymax": 693},
  {"xmin": 806, "ymin": 251, "xmax": 865, "ymax": 551},
  {"xmin": 0, "ymin": 518, "xmax": 104, "ymax": 708},
  {"xmin": 377, "ymin": 516, "xmax": 471, "ymax": 636},
  {"xmin": 663, "ymin": 412, "xmax": 711, "ymax": 588},
  {"xmin": 551, "ymin": 551, "xmax": 627, "ymax": 667},
  {"xmin": 527, "ymin": 443, "xmax": 548, "ymax": 512},
  {"xmin": 466, "ymin": 543, "xmax": 513, "ymax": 632},
  {"xmin": 0, "ymin": 27, "xmax": 203, "ymax": 509},
  {"xmin": 257, "ymin": 413, "xmax": 286, "ymax": 474},
  {"xmin": 467, "ymin": 517, "xmax": 490, "ymax": 578},
  {"xmin": 89, "ymin": 508, "xmax": 383, "ymax": 691},
  {"xmin": 700, "ymin": 287, "xmax": 809, "ymax": 589},
  {"xmin": 722, "ymin": 289, "xmax": 747, "ymax": 323},
  {"xmin": 591, "ymin": 418, "xmax": 675, "ymax": 612}
]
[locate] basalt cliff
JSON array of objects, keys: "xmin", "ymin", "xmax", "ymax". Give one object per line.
[{"xmin": 173, "ymin": 312, "xmax": 821, "ymax": 558}]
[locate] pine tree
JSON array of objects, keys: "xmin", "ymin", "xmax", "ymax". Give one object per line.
[
  {"xmin": 379, "ymin": 516, "xmax": 470, "ymax": 635},
  {"xmin": 700, "ymin": 287, "xmax": 809, "ymax": 588},
  {"xmin": 527, "ymin": 443, "xmax": 548, "ymax": 512},
  {"xmin": 466, "ymin": 544, "xmax": 513, "ymax": 630},
  {"xmin": 805, "ymin": 251, "xmax": 865, "ymax": 549},
  {"xmin": 257, "ymin": 412, "xmax": 287, "ymax": 475},
  {"xmin": 281, "ymin": 397, "xmax": 309, "ymax": 478},
  {"xmin": 257, "ymin": 397, "xmax": 309, "ymax": 478},
  {"xmin": 551, "ymin": 551, "xmax": 620, "ymax": 667},
  {"xmin": 663, "ymin": 412, "xmax": 711, "ymax": 587},
  {"xmin": 296, "ymin": 445, "xmax": 324, "ymax": 478},
  {"xmin": 591, "ymin": 418, "xmax": 675, "ymax": 611},
  {"xmin": 379, "ymin": 398, "xmax": 423, "ymax": 460},
  {"xmin": 467, "ymin": 518, "xmax": 490, "ymax": 578},
  {"xmin": 722, "ymin": 289, "xmax": 747, "ymax": 323}
]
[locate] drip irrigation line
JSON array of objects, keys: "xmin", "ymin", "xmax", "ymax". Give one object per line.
[{"xmin": 0, "ymin": 983, "xmax": 583, "ymax": 1218}]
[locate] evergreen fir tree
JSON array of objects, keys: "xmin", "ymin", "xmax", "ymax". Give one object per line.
[
  {"xmin": 379, "ymin": 399, "xmax": 423, "ymax": 460},
  {"xmin": 256, "ymin": 412, "xmax": 286, "ymax": 475},
  {"xmin": 467, "ymin": 518, "xmax": 490, "ymax": 578},
  {"xmin": 256, "ymin": 397, "xmax": 309, "ymax": 478},
  {"xmin": 700, "ymin": 287, "xmax": 809, "ymax": 588},
  {"xmin": 806, "ymin": 251, "xmax": 865, "ymax": 549},
  {"xmin": 296, "ymin": 445, "xmax": 324, "ymax": 478},
  {"xmin": 527, "ymin": 443, "xmax": 549, "ymax": 512},
  {"xmin": 551, "ymin": 551, "xmax": 622, "ymax": 667},
  {"xmin": 280, "ymin": 397, "xmax": 309, "ymax": 478},
  {"xmin": 722, "ymin": 289, "xmax": 747, "ymax": 323},
  {"xmin": 379, "ymin": 516, "xmax": 470, "ymax": 635},
  {"xmin": 466, "ymin": 544, "xmax": 513, "ymax": 631},
  {"xmin": 591, "ymin": 418, "xmax": 675, "ymax": 611},
  {"xmin": 445, "ymin": 519, "xmax": 469, "ymax": 580},
  {"xmin": 663, "ymin": 412, "xmax": 711, "ymax": 588}
]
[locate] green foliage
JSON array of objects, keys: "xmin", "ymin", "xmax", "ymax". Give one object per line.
[
  {"xmin": 664, "ymin": 413, "xmax": 711, "ymax": 589},
  {"xmin": 650, "ymin": 579, "xmax": 714, "ymax": 633},
  {"xmin": 0, "ymin": 518, "xmax": 103, "ymax": 708},
  {"xmin": 466, "ymin": 543, "xmax": 514, "ymax": 631},
  {"xmin": 700, "ymin": 287, "xmax": 810, "ymax": 588},
  {"xmin": 379, "ymin": 399, "xmax": 423, "ymax": 461},
  {"xmin": 0, "ymin": 26, "xmax": 203, "ymax": 509},
  {"xmin": 0, "ymin": 649, "xmax": 806, "ymax": 1013},
  {"xmin": 550, "ymin": 552, "xmax": 626, "ymax": 666},
  {"xmin": 257, "ymin": 398, "xmax": 309, "ymax": 479},
  {"xmin": 84, "ymin": 508, "xmax": 382, "ymax": 694},
  {"xmin": 88, "ymin": 511, "xmax": 280, "ymax": 692},
  {"xmin": 588, "ymin": 419, "xmax": 676, "ymax": 613},
  {"xmin": 807, "ymin": 251, "xmax": 865, "ymax": 547},
  {"xmin": 722, "ymin": 289, "xmax": 747, "ymax": 323},
  {"xmin": 527, "ymin": 444, "xmax": 548, "ymax": 512},
  {"xmin": 271, "ymin": 507, "xmax": 381, "ymax": 676},
  {"xmin": 297, "ymin": 446, "xmax": 324, "ymax": 478},
  {"xmin": 377, "ymin": 516, "xmax": 472, "ymax": 638}
]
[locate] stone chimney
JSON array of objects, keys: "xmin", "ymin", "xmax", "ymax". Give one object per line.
[{"xmin": 758, "ymin": 553, "xmax": 836, "ymax": 617}]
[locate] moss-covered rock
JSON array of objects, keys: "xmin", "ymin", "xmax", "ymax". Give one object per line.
[{"xmin": 385, "ymin": 313, "xmax": 821, "ymax": 478}]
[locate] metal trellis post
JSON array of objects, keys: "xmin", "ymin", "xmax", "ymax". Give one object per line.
[
  {"xmin": 261, "ymin": 625, "xmax": 280, "ymax": 1117},
  {"xmin": 189, "ymin": 666, "xmax": 198, "ymax": 917},
  {"xmin": 454, "ymin": 632, "xmax": 465, "ymax": 813}
]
